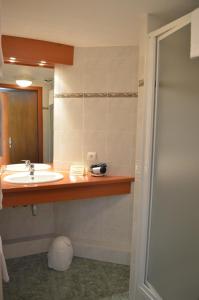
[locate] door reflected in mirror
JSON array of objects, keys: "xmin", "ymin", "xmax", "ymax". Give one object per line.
[{"xmin": 0, "ymin": 64, "xmax": 54, "ymax": 165}]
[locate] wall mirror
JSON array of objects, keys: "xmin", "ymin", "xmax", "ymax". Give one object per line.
[{"xmin": 0, "ymin": 64, "xmax": 54, "ymax": 165}]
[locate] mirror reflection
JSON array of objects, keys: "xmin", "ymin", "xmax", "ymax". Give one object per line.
[{"xmin": 0, "ymin": 64, "xmax": 54, "ymax": 165}]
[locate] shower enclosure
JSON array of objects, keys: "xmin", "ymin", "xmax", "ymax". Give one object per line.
[{"xmin": 131, "ymin": 12, "xmax": 199, "ymax": 300}]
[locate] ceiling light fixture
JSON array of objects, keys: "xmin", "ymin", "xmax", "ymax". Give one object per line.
[
  {"xmin": 16, "ymin": 79, "xmax": 32, "ymax": 88},
  {"xmin": 39, "ymin": 60, "xmax": 47, "ymax": 66},
  {"xmin": 9, "ymin": 57, "xmax": 16, "ymax": 62}
]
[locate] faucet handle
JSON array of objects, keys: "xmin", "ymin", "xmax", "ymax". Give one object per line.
[{"xmin": 29, "ymin": 163, "xmax": 35, "ymax": 177}]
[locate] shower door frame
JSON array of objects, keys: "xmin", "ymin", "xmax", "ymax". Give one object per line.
[{"xmin": 129, "ymin": 12, "xmax": 192, "ymax": 300}]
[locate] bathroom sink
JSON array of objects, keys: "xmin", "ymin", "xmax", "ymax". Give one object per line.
[
  {"xmin": 3, "ymin": 171, "xmax": 64, "ymax": 184},
  {"xmin": 6, "ymin": 163, "xmax": 51, "ymax": 172}
]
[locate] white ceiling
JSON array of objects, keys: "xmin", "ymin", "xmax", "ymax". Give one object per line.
[{"xmin": 2, "ymin": 0, "xmax": 198, "ymax": 46}]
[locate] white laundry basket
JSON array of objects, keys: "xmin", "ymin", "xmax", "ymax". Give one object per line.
[{"xmin": 48, "ymin": 236, "xmax": 73, "ymax": 271}]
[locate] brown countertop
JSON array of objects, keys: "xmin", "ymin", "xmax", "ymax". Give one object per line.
[{"xmin": 2, "ymin": 170, "xmax": 134, "ymax": 207}]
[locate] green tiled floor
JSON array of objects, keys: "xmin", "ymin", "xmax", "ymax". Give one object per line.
[
  {"xmin": 4, "ymin": 254, "xmax": 129, "ymax": 300},
  {"xmin": 101, "ymin": 292, "xmax": 129, "ymax": 300}
]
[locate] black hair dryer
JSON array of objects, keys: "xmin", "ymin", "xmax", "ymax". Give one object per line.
[{"xmin": 90, "ymin": 163, "xmax": 107, "ymax": 177}]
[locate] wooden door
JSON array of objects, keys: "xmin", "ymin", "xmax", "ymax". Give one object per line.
[
  {"xmin": 8, "ymin": 90, "xmax": 39, "ymax": 163},
  {"xmin": 0, "ymin": 93, "xmax": 9, "ymax": 165}
]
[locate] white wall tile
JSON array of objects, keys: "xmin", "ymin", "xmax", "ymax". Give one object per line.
[
  {"xmin": 53, "ymin": 130, "xmax": 64, "ymax": 161},
  {"xmin": 54, "ymin": 98, "xmax": 83, "ymax": 131},
  {"xmin": 54, "ymin": 63, "xmax": 84, "ymax": 93},
  {"xmin": 54, "ymin": 201, "xmax": 83, "ymax": 237},
  {"xmin": 99, "ymin": 196, "xmax": 132, "ymax": 246},
  {"xmin": 0, "ymin": 204, "xmax": 55, "ymax": 240},
  {"xmin": 83, "ymin": 130, "xmax": 108, "ymax": 164},
  {"xmin": 54, "ymin": 195, "xmax": 133, "ymax": 249},
  {"xmin": 63, "ymin": 130, "xmax": 83, "ymax": 162},
  {"xmin": 107, "ymin": 59, "xmax": 136, "ymax": 92},
  {"xmin": 53, "ymin": 46, "xmax": 138, "ymax": 262},
  {"xmin": 84, "ymin": 97, "xmax": 108, "ymax": 131},
  {"xmin": 83, "ymin": 61, "xmax": 108, "ymax": 93},
  {"xmin": 107, "ymin": 131, "xmax": 135, "ymax": 165},
  {"xmin": 54, "ymin": 129, "xmax": 83, "ymax": 163},
  {"xmin": 73, "ymin": 47, "xmax": 86, "ymax": 67},
  {"xmin": 107, "ymin": 163, "xmax": 135, "ymax": 176},
  {"xmin": 108, "ymin": 97, "xmax": 137, "ymax": 131},
  {"xmin": 83, "ymin": 47, "xmax": 110, "ymax": 64},
  {"xmin": 53, "ymin": 160, "xmax": 70, "ymax": 171}
]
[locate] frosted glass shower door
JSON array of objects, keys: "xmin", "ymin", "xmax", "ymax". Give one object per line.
[{"xmin": 147, "ymin": 24, "xmax": 199, "ymax": 300}]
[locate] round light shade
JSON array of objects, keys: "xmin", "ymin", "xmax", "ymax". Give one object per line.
[{"xmin": 16, "ymin": 79, "xmax": 32, "ymax": 87}]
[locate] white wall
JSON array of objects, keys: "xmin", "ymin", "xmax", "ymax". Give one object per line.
[
  {"xmin": 53, "ymin": 46, "xmax": 138, "ymax": 264},
  {"xmin": 0, "ymin": 204, "xmax": 55, "ymax": 258}
]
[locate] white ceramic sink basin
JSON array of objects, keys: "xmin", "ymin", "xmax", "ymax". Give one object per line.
[
  {"xmin": 6, "ymin": 163, "xmax": 51, "ymax": 172},
  {"xmin": 3, "ymin": 171, "xmax": 64, "ymax": 184}
]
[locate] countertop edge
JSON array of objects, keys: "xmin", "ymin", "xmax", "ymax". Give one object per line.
[{"xmin": 2, "ymin": 175, "xmax": 135, "ymax": 194}]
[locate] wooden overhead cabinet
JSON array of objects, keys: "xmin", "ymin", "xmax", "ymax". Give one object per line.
[{"xmin": 2, "ymin": 35, "xmax": 74, "ymax": 68}]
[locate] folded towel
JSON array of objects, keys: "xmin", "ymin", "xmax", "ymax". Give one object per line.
[
  {"xmin": 191, "ymin": 8, "xmax": 199, "ymax": 58},
  {"xmin": 0, "ymin": 237, "xmax": 9, "ymax": 283}
]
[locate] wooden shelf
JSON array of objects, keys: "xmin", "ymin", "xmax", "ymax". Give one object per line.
[{"xmin": 2, "ymin": 172, "xmax": 134, "ymax": 207}]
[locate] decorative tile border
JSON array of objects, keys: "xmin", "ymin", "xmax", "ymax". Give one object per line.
[
  {"xmin": 108, "ymin": 92, "xmax": 138, "ymax": 98},
  {"xmin": 85, "ymin": 93, "xmax": 108, "ymax": 98},
  {"xmin": 55, "ymin": 92, "xmax": 138, "ymax": 98},
  {"xmin": 138, "ymin": 79, "xmax": 144, "ymax": 87},
  {"xmin": 55, "ymin": 93, "xmax": 84, "ymax": 98}
]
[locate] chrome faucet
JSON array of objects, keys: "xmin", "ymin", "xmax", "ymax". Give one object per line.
[
  {"xmin": 29, "ymin": 163, "xmax": 35, "ymax": 179},
  {"xmin": 21, "ymin": 160, "xmax": 31, "ymax": 168}
]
